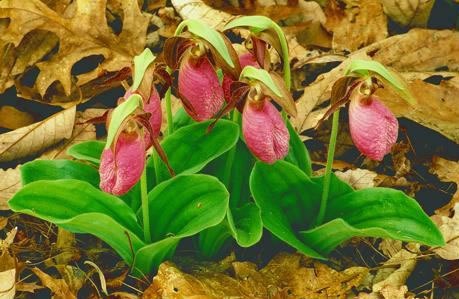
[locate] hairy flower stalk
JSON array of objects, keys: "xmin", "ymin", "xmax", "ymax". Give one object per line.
[{"xmin": 349, "ymin": 86, "xmax": 398, "ymax": 161}]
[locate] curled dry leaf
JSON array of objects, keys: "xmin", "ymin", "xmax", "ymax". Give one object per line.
[
  {"xmin": 0, "ymin": 106, "xmax": 35, "ymax": 130},
  {"xmin": 0, "ymin": 228, "xmax": 17, "ymax": 299},
  {"xmin": 0, "ymin": 167, "xmax": 20, "ymax": 210},
  {"xmin": 0, "ymin": 0, "xmax": 148, "ymax": 104},
  {"xmin": 31, "ymin": 267, "xmax": 77, "ymax": 299},
  {"xmin": 324, "ymin": 0, "xmax": 388, "ymax": 52},
  {"xmin": 380, "ymin": 0, "xmax": 435, "ymax": 27},
  {"xmin": 429, "ymin": 156, "xmax": 459, "ymax": 216},
  {"xmin": 0, "ymin": 106, "xmax": 76, "ymax": 162},
  {"xmin": 372, "ymin": 249, "xmax": 417, "ymax": 292},
  {"xmin": 144, "ymin": 252, "xmax": 368, "ymax": 299},
  {"xmin": 431, "ymin": 203, "xmax": 459, "ymax": 260},
  {"xmin": 335, "ymin": 168, "xmax": 379, "ymax": 189}
]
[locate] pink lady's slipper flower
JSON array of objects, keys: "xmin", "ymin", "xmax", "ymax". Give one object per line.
[
  {"xmin": 242, "ymin": 99, "xmax": 289, "ymax": 163},
  {"xmin": 164, "ymin": 34, "xmax": 241, "ymax": 121},
  {"xmin": 348, "ymin": 90, "xmax": 398, "ymax": 161},
  {"xmin": 223, "ymin": 53, "xmax": 259, "ymax": 103}
]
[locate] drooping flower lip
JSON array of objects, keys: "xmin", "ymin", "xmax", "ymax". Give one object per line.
[
  {"xmin": 242, "ymin": 99, "xmax": 289, "ymax": 164},
  {"xmin": 178, "ymin": 51, "xmax": 225, "ymax": 121},
  {"xmin": 348, "ymin": 88, "xmax": 399, "ymax": 161},
  {"xmin": 99, "ymin": 131, "xmax": 146, "ymax": 195}
]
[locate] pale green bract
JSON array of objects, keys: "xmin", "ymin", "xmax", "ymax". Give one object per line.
[
  {"xmin": 240, "ymin": 66, "xmax": 282, "ymax": 97},
  {"xmin": 175, "ymin": 19, "xmax": 234, "ymax": 68},
  {"xmin": 105, "ymin": 94, "xmax": 142, "ymax": 149},
  {"xmin": 131, "ymin": 48, "xmax": 155, "ymax": 91}
]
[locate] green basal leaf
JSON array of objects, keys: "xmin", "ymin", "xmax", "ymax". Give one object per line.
[
  {"xmin": 147, "ymin": 119, "xmax": 239, "ymax": 184},
  {"xmin": 132, "ymin": 48, "xmax": 155, "ymax": 91},
  {"xmin": 105, "ymin": 94, "xmax": 142, "ymax": 149},
  {"xmin": 240, "ymin": 66, "xmax": 282, "ymax": 97},
  {"xmin": 249, "ymin": 160, "xmax": 325, "ymax": 259},
  {"xmin": 21, "ymin": 160, "xmax": 99, "ymax": 187},
  {"xmin": 199, "ymin": 140, "xmax": 262, "ymax": 257},
  {"xmin": 284, "ymin": 119, "xmax": 312, "ymax": 176},
  {"xmin": 345, "ymin": 59, "xmax": 416, "ymax": 105},
  {"xmin": 176, "ymin": 19, "xmax": 234, "ymax": 68},
  {"xmin": 172, "ymin": 107, "xmax": 195, "ymax": 131},
  {"xmin": 8, "ymin": 180, "xmax": 145, "ymax": 265},
  {"xmin": 132, "ymin": 174, "xmax": 229, "ymax": 273},
  {"xmin": 67, "ymin": 141, "xmax": 105, "ymax": 165}
]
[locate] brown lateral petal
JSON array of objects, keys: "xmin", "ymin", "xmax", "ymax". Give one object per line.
[
  {"xmin": 260, "ymin": 72, "xmax": 297, "ymax": 117},
  {"xmin": 206, "ymin": 32, "xmax": 241, "ymax": 80},
  {"xmin": 251, "ymin": 35, "xmax": 270, "ymax": 70},
  {"xmin": 257, "ymin": 29, "xmax": 283, "ymax": 61},
  {"xmin": 163, "ymin": 36, "xmax": 193, "ymax": 70}
]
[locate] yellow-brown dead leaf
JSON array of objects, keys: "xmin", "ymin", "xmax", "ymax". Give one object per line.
[
  {"xmin": 431, "ymin": 203, "xmax": 459, "ymax": 260},
  {"xmin": 0, "ymin": 167, "xmax": 20, "ymax": 210},
  {"xmin": 0, "ymin": 106, "xmax": 75, "ymax": 162},
  {"xmin": 0, "ymin": 228, "xmax": 17, "ymax": 299},
  {"xmin": 0, "ymin": 105, "xmax": 35, "ymax": 130},
  {"xmin": 429, "ymin": 156, "xmax": 459, "ymax": 216},
  {"xmin": 31, "ymin": 267, "xmax": 77, "ymax": 299},
  {"xmin": 0, "ymin": 0, "xmax": 148, "ymax": 104},
  {"xmin": 325, "ymin": 0, "xmax": 388, "ymax": 52},
  {"xmin": 380, "ymin": 0, "xmax": 435, "ymax": 27}
]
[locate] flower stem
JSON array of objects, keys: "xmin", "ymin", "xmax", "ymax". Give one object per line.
[
  {"xmin": 271, "ymin": 22, "xmax": 291, "ymax": 90},
  {"xmin": 222, "ymin": 110, "xmax": 240, "ymax": 186},
  {"xmin": 315, "ymin": 109, "xmax": 340, "ymax": 227},
  {"xmin": 165, "ymin": 86, "xmax": 174, "ymax": 135},
  {"xmin": 140, "ymin": 166, "xmax": 151, "ymax": 243}
]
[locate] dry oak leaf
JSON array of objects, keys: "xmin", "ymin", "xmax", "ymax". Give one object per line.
[
  {"xmin": 31, "ymin": 267, "xmax": 77, "ymax": 299},
  {"xmin": 324, "ymin": 0, "xmax": 388, "ymax": 52},
  {"xmin": 0, "ymin": 228, "xmax": 17, "ymax": 299},
  {"xmin": 429, "ymin": 156, "xmax": 459, "ymax": 216},
  {"xmin": 372, "ymin": 249, "xmax": 417, "ymax": 292},
  {"xmin": 335, "ymin": 168, "xmax": 379, "ymax": 189},
  {"xmin": 380, "ymin": 0, "xmax": 435, "ymax": 27},
  {"xmin": 0, "ymin": 0, "xmax": 148, "ymax": 99},
  {"xmin": 0, "ymin": 167, "xmax": 21, "ymax": 210},
  {"xmin": 293, "ymin": 29, "xmax": 459, "ymax": 140},
  {"xmin": 431, "ymin": 203, "xmax": 459, "ymax": 260},
  {"xmin": 0, "ymin": 105, "xmax": 75, "ymax": 162}
]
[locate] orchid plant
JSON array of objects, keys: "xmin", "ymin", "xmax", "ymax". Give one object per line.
[{"xmin": 9, "ymin": 16, "xmax": 444, "ymax": 276}]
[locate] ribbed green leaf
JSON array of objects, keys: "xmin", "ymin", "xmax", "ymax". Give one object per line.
[
  {"xmin": 147, "ymin": 119, "xmax": 239, "ymax": 184},
  {"xmin": 133, "ymin": 174, "xmax": 229, "ymax": 273},
  {"xmin": 250, "ymin": 160, "xmax": 325, "ymax": 259},
  {"xmin": 284, "ymin": 119, "xmax": 312, "ymax": 176},
  {"xmin": 21, "ymin": 160, "xmax": 99, "ymax": 187},
  {"xmin": 67, "ymin": 141, "xmax": 105, "ymax": 165},
  {"xmin": 8, "ymin": 180, "xmax": 145, "ymax": 265}
]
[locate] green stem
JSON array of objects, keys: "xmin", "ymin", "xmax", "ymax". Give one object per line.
[
  {"xmin": 140, "ymin": 167, "xmax": 151, "ymax": 243},
  {"xmin": 222, "ymin": 111, "xmax": 240, "ymax": 186},
  {"xmin": 315, "ymin": 110, "xmax": 340, "ymax": 227},
  {"xmin": 271, "ymin": 22, "xmax": 291, "ymax": 90},
  {"xmin": 165, "ymin": 85, "xmax": 174, "ymax": 135}
]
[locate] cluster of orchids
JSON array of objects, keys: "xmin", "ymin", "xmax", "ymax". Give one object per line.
[{"xmin": 9, "ymin": 16, "xmax": 444, "ymax": 277}]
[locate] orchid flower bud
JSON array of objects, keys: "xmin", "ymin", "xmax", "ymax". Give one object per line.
[
  {"xmin": 223, "ymin": 53, "xmax": 259, "ymax": 103},
  {"xmin": 178, "ymin": 54, "xmax": 224, "ymax": 121},
  {"xmin": 242, "ymin": 99, "xmax": 289, "ymax": 163},
  {"xmin": 99, "ymin": 131, "xmax": 146, "ymax": 195},
  {"xmin": 349, "ymin": 93, "xmax": 398, "ymax": 161}
]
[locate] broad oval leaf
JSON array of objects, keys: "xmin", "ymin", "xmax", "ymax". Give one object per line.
[
  {"xmin": 67, "ymin": 141, "xmax": 105, "ymax": 165},
  {"xmin": 172, "ymin": 107, "xmax": 195, "ymax": 131},
  {"xmin": 250, "ymin": 160, "xmax": 325, "ymax": 259},
  {"xmin": 133, "ymin": 174, "xmax": 229, "ymax": 273},
  {"xmin": 284, "ymin": 119, "xmax": 312, "ymax": 176},
  {"xmin": 21, "ymin": 159, "xmax": 99, "ymax": 187},
  {"xmin": 8, "ymin": 180, "xmax": 145, "ymax": 265},
  {"xmin": 176, "ymin": 19, "xmax": 234, "ymax": 68},
  {"xmin": 147, "ymin": 119, "xmax": 239, "ymax": 184}
]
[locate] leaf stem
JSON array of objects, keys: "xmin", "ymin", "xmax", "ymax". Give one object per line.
[
  {"xmin": 315, "ymin": 110, "xmax": 340, "ymax": 226},
  {"xmin": 140, "ymin": 166, "xmax": 151, "ymax": 243},
  {"xmin": 222, "ymin": 111, "xmax": 240, "ymax": 186}
]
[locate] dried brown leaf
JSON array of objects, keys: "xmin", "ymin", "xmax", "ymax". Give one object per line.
[
  {"xmin": 335, "ymin": 168, "xmax": 379, "ymax": 189},
  {"xmin": 31, "ymin": 267, "xmax": 77, "ymax": 299},
  {"xmin": 372, "ymin": 249, "xmax": 417, "ymax": 292},
  {"xmin": 0, "ymin": 106, "xmax": 35, "ymax": 130},
  {"xmin": 431, "ymin": 203, "xmax": 459, "ymax": 260},
  {"xmin": 0, "ymin": 0, "xmax": 148, "ymax": 104},
  {"xmin": 380, "ymin": 0, "xmax": 435, "ymax": 27},
  {"xmin": 0, "ymin": 167, "xmax": 20, "ymax": 210},
  {"xmin": 0, "ymin": 106, "xmax": 76, "ymax": 162},
  {"xmin": 429, "ymin": 156, "xmax": 459, "ymax": 216},
  {"xmin": 0, "ymin": 229, "xmax": 17, "ymax": 299},
  {"xmin": 325, "ymin": 0, "xmax": 388, "ymax": 52}
]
